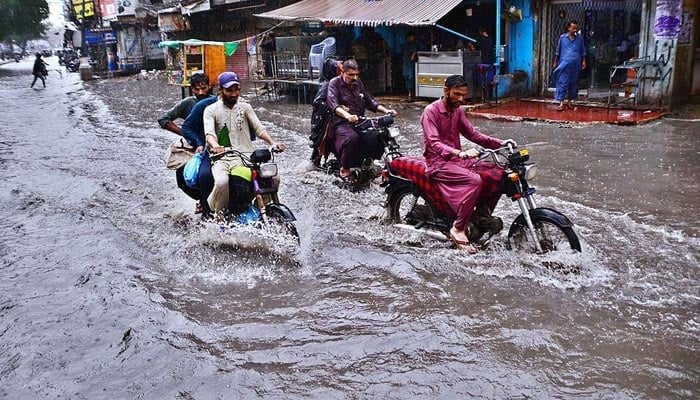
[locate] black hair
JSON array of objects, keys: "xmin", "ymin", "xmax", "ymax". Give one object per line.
[
  {"xmin": 342, "ymin": 58, "xmax": 359, "ymax": 72},
  {"xmin": 444, "ymin": 74, "xmax": 468, "ymax": 88},
  {"xmin": 568, "ymin": 20, "xmax": 579, "ymax": 27},
  {"xmin": 190, "ymin": 72, "xmax": 210, "ymax": 86}
]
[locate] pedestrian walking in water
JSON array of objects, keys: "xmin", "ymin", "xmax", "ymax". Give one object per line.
[
  {"xmin": 552, "ymin": 21, "xmax": 587, "ymax": 111},
  {"xmin": 30, "ymin": 53, "xmax": 48, "ymax": 89}
]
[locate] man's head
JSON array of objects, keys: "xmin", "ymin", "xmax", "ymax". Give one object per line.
[
  {"xmin": 567, "ymin": 21, "xmax": 579, "ymax": 35},
  {"xmin": 190, "ymin": 72, "xmax": 211, "ymax": 100},
  {"xmin": 442, "ymin": 74, "xmax": 469, "ymax": 110},
  {"xmin": 341, "ymin": 59, "xmax": 360, "ymax": 86},
  {"xmin": 217, "ymin": 71, "xmax": 240, "ymax": 106}
]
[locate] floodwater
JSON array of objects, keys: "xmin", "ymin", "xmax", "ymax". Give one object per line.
[{"xmin": 0, "ymin": 57, "xmax": 697, "ymax": 399}]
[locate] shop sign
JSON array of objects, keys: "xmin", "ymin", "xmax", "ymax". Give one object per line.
[{"xmin": 72, "ymin": 0, "xmax": 95, "ymax": 19}]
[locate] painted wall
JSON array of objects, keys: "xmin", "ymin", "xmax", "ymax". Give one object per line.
[
  {"xmin": 635, "ymin": 0, "xmax": 696, "ymax": 108},
  {"xmin": 508, "ymin": 0, "xmax": 535, "ymax": 89}
]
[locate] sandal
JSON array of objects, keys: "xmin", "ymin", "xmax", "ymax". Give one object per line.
[
  {"xmin": 195, "ymin": 201, "xmax": 204, "ymax": 214},
  {"xmin": 450, "ymin": 233, "xmax": 478, "ymax": 254},
  {"xmin": 556, "ymin": 105, "xmax": 565, "ymax": 111}
]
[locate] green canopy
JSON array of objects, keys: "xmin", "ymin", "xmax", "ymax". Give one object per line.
[{"xmin": 158, "ymin": 39, "xmax": 239, "ymax": 57}]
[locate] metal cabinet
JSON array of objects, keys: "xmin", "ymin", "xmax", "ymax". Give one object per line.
[{"xmin": 415, "ymin": 51, "xmax": 481, "ymax": 98}]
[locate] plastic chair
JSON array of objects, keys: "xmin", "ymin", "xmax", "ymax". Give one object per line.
[
  {"xmin": 309, "ymin": 43, "xmax": 325, "ymax": 80},
  {"xmin": 309, "ymin": 37, "xmax": 337, "ymax": 80}
]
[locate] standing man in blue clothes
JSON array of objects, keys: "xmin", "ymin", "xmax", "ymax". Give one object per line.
[
  {"xmin": 552, "ymin": 20, "xmax": 587, "ymax": 111},
  {"xmin": 400, "ymin": 32, "xmax": 421, "ymax": 102}
]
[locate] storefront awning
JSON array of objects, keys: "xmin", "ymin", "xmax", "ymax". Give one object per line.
[
  {"xmin": 254, "ymin": 0, "xmax": 465, "ymax": 27},
  {"xmin": 158, "ymin": 39, "xmax": 239, "ymax": 56}
]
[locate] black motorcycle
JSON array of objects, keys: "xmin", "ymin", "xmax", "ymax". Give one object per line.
[
  {"xmin": 209, "ymin": 146, "xmax": 298, "ymax": 240},
  {"xmin": 381, "ymin": 137, "xmax": 581, "ymax": 254},
  {"xmin": 66, "ymin": 57, "xmax": 80, "ymax": 73},
  {"xmin": 314, "ymin": 114, "xmax": 398, "ymax": 191}
]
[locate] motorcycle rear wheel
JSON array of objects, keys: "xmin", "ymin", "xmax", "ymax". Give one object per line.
[
  {"xmin": 388, "ymin": 187, "xmax": 438, "ymax": 225},
  {"xmin": 508, "ymin": 215, "xmax": 580, "ymax": 253},
  {"xmin": 266, "ymin": 208, "xmax": 299, "ymax": 241}
]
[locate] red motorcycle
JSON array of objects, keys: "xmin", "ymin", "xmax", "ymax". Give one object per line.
[{"xmin": 381, "ymin": 135, "xmax": 581, "ymax": 253}]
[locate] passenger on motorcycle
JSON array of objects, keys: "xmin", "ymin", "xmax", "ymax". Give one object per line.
[
  {"xmin": 182, "ymin": 94, "xmax": 219, "ymax": 216},
  {"xmin": 326, "ymin": 59, "xmax": 397, "ymax": 182},
  {"xmin": 158, "ymin": 72, "xmax": 213, "ymax": 213},
  {"xmin": 421, "ymin": 74, "xmax": 515, "ymax": 253},
  {"xmin": 204, "ymin": 72, "xmax": 286, "ymax": 213}
]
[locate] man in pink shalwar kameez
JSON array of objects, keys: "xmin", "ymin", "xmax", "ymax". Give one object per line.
[{"xmin": 421, "ymin": 75, "xmax": 513, "ymax": 253}]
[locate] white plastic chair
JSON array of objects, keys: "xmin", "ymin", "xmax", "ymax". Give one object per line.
[{"xmin": 309, "ymin": 36, "xmax": 337, "ymax": 80}]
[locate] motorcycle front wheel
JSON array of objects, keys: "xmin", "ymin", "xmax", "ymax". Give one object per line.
[
  {"xmin": 266, "ymin": 207, "xmax": 299, "ymax": 241},
  {"xmin": 388, "ymin": 187, "xmax": 438, "ymax": 225},
  {"xmin": 508, "ymin": 215, "xmax": 580, "ymax": 253}
]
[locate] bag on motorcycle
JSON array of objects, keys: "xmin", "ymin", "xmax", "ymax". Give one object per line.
[
  {"xmin": 165, "ymin": 138, "xmax": 196, "ymax": 170},
  {"xmin": 228, "ymin": 175, "xmax": 254, "ymax": 214},
  {"xmin": 183, "ymin": 152, "xmax": 204, "ymax": 188}
]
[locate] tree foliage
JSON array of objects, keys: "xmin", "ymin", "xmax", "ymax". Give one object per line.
[{"xmin": 0, "ymin": 0, "xmax": 50, "ymax": 43}]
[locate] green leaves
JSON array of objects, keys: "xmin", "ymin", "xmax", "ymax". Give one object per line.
[{"xmin": 0, "ymin": 0, "xmax": 49, "ymax": 42}]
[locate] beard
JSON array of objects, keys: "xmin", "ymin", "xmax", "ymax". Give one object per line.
[{"xmin": 223, "ymin": 95, "xmax": 238, "ymax": 107}]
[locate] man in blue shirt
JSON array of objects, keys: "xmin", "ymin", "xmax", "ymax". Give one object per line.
[
  {"xmin": 158, "ymin": 73, "xmax": 211, "ymax": 211},
  {"xmin": 182, "ymin": 95, "xmax": 218, "ymax": 217},
  {"xmin": 552, "ymin": 20, "xmax": 587, "ymax": 111}
]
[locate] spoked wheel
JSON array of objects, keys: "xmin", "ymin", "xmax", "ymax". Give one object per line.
[
  {"xmin": 266, "ymin": 208, "xmax": 300, "ymax": 242},
  {"xmin": 508, "ymin": 215, "xmax": 580, "ymax": 253},
  {"xmin": 389, "ymin": 187, "xmax": 437, "ymax": 225}
]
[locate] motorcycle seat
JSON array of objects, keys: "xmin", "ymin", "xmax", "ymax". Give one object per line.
[{"xmin": 388, "ymin": 157, "xmax": 454, "ymax": 216}]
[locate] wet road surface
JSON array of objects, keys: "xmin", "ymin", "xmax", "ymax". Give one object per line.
[{"xmin": 0, "ymin": 58, "xmax": 697, "ymax": 399}]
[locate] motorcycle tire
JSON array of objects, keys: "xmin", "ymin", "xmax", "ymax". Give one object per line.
[
  {"xmin": 508, "ymin": 213, "xmax": 580, "ymax": 253},
  {"xmin": 266, "ymin": 207, "xmax": 299, "ymax": 242},
  {"xmin": 388, "ymin": 186, "xmax": 438, "ymax": 226}
]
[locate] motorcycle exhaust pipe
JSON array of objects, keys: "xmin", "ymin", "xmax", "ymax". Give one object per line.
[{"xmin": 393, "ymin": 224, "xmax": 449, "ymax": 241}]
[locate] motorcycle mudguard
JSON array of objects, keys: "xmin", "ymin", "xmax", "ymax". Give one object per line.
[
  {"xmin": 267, "ymin": 203, "xmax": 296, "ymax": 222},
  {"xmin": 384, "ymin": 177, "xmax": 415, "ymax": 196},
  {"xmin": 508, "ymin": 207, "xmax": 575, "ymax": 234}
]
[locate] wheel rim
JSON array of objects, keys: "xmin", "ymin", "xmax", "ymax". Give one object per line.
[
  {"xmin": 510, "ymin": 219, "xmax": 573, "ymax": 253},
  {"xmin": 391, "ymin": 190, "xmax": 435, "ymax": 224}
]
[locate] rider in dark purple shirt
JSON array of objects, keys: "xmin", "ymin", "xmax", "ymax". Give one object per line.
[{"xmin": 326, "ymin": 59, "xmax": 396, "ymax": 180}]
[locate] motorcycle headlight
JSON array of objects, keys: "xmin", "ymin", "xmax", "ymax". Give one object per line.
[
  {"xmin": 524, "ymin": 164, "xmax": 537, "ymax": 180},
  {"xmin": 259, "ymin": 163, "xmax": 278, "ymax": 178},
  {"xmin": 388, "ymin": 126, "xmax": 400, "ymax": 138}
]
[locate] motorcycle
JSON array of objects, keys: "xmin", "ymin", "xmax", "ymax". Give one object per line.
[
  {"xmin": 313, "ymin": 114, "xmax": 397, "ymax": 191},
  {"xmin": 381, "ymin": 133, "xmax": 581, "ymax": 254},
  {"xmin": 209, "ymin": 146, "xmax": 298, "ymax": 240},
  {"xmin": 66, "ymin": 57, "xmax": 80, "ymax": 73}
]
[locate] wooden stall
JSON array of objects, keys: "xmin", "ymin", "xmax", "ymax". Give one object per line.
[{"xmin": 158, "ymin": 39, "xmax": 238, "ymax": 96}]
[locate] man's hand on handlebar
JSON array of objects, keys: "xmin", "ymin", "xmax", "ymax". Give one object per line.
[
  {"xmin": 210, "ymin": 145, "xmax": 225, "ymax": 154},
  {"xmin": 502, "ymin": 139, "xmax": 518, "ymax": 148},
  {"xmin": 346, "ymin": 114, "xmax": 359, "ymax": 123},
  {"xmin": 272, "ymin": 142, "xmax": 286, "ymax": 152},
  {"xmin": 458, "ymin": 148, "xmax": 480, "ymax": 159}
]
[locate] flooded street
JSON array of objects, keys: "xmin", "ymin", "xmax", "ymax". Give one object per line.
[{"xmin": 0, "ymin": 57, "xmax": 697, "ymax": 399}]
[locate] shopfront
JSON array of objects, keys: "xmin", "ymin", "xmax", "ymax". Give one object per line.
[{"xmin": 545, "ymin": 0, "xmax": 643, "ymax": 95}]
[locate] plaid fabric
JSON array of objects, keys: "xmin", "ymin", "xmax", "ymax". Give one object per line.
[
  {"xmin": 390, "ymin": 157, "xmax": 506, "ymax": 217},
  {"xmin": 389, "ymin": 157, "xmax": 453, "ymax": 215},
  {"xmin": 472, "ymin": 160, "xmax": 506, "ymax": 212}
]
